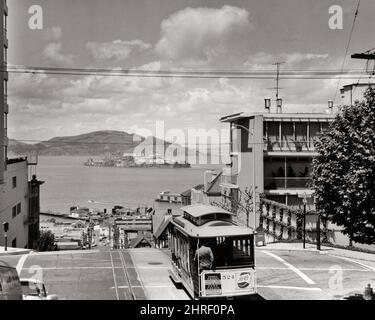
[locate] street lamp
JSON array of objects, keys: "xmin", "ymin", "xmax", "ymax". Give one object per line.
[{"xmin": 231, "ymin": 122, "xmax": 257, "ymax": 230}]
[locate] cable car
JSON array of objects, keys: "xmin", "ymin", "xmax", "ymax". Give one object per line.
[{"xmin": 167, "ymin": 204, "xmax": 256, "ymax": 299}]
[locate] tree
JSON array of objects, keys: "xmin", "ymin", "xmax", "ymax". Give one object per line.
[
  {"xmin": 38, "ymin": 230, "xmax": 57, "ymax": 251},
  {"xmin": 312, "ymin": 87, "xmax": 375, "ymax": 244},
  {"xmin": 213, "ymin": 187, "xmax": 256, "ymax": 227}
]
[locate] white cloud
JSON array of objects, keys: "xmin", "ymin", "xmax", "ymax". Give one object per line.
[
  {"xmin": 86, "ymin": 40, "xmax": 152, "ymax": 62},
  {"xmin": 43, "ymin": 26, "xmax": 62, "ymax": 41},
  {"xmin": 244, "ymin": 52, "xmax": 329, "ymax": 69},
  {"xmin": 155, "ymin": 5, "xmax": 252, "ymax": 64},
  {"xmin": 43, "ymin": 42, "xmax": 74, "ymax": 66}
]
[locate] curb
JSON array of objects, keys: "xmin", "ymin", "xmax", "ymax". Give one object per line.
[
  {"xmin": 258, "ymin": 246, "xmax": 324, "ymax": 254},
  {"xmin": 327, "ymin": 252, "xmax": 375, "ymax": 264},
  {"xmin": 258, "ymin": 246, "xmax": 375, "ymax": 263},
  {"xmin": 0, "ymin": 249, "xmax": 33, "ymax": 257}
]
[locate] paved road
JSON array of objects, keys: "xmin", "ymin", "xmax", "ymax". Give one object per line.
[
  {"xmin": 1, "ymin": 248, "xmax": 374, "ymax": 300},
  {"xmin": 256, "ymin": 249, "xmax": 375, "ymax": 300}
]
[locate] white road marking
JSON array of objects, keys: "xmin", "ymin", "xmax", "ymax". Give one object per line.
[
  {"xmin": 258, "ymin": 285, "xmax": 322, "ymax": 291},
  {"xmin": 16, "ymin": 254, "xmax": 29, "ymax": 275},
  {"xmin": 257, "ymin": 267, "xmax": 368, "ymax": 272},
  {"xmin": 29, "ymin": 250, "xmax": 101, "ymax": 256},
  {"xmin": 262, "ymin": 251, "xmax": 316, "ymax": 285},
  {"xmin": 328, "ymin": 255, "xmax": 375, "ymax": 272},
  {"xmin": 111, "ymin": 285, "xmax": 176, "ymax": 289},
  {"xmin": 21, "ymin": 266, "xmax": 120, "ymax": 270}
]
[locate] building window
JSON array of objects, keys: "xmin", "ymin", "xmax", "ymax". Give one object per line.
[
  {"xmin": 12, "ymin": 205, "xmax": 16, "ymax": 218},
  {"xmin": 17, "ymin": 203, "xmax": 21, "ymax": 215},
  {"xmin": 12, "ymin": 176, "xmax": 16, "ymax": 188}
]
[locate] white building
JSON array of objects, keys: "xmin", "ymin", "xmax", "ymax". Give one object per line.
[
  {"xmin": 340, "ymin": 82, "xmax": 375, "ymax": 106},
  {"xmin": 0, "ymin": 158, "xmax": 29, "ymax": 248}
]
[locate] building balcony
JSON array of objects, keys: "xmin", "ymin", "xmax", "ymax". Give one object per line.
[
  {"xmin": 264, "ymin": 138, "xmax": 318, "ymax": 153},
  {"xmin": 264, "ymin": 177, "xmax": 312, "ymax": 190}
]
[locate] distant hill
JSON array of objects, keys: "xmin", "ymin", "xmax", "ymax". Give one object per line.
[{"xmin": 8, "ymin": 130, "xmax": 182, "ymax": 157}]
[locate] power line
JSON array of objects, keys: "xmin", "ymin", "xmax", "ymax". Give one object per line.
[
  {"xmin": 352, "ymin": 62, "xmax": 369, "ymax": 96},
  {"xmin": 333, "ymin": 0, "xmax": 361, "ymax": 104},
  {"xmin": 4, "ymin": 65, "xmax": 371, "ymax": 80}
]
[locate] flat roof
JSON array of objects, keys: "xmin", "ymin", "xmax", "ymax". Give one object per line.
[
  {"xmin": 181, "ymin": 204, "xmax": 233, "ymax": 218},
  {"xmin": 220, "ymin": 112, "xmax": 336, "ymax": 123}
]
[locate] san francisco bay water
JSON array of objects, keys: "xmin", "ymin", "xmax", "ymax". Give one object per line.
[{"xmin": 36, "ymin": 156, "xmax": 221, "ymax": 214}]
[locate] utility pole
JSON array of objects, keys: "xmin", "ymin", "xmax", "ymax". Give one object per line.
[
  {"xmin": 303, "ymin": 195, "xmax": 307, "ymax": 249},
  {"xmin": 351, "ymin": 50, "xmax": 375, "ymax": 75},
  {"xmin": 272, "ymin": 61, "xmax": 285, "ymax": 101},
  {"xmin": 314, "ymin": 196, "xmax": 321, "ymax": 251}
]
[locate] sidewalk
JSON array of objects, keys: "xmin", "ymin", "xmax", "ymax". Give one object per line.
[
  {"xmin": 0, "ymin": 246, "xmax": 33, "ymax": 257},
  {"xmin": 259, "ymin": 242, "xmax": 375, "ymax": 263}
]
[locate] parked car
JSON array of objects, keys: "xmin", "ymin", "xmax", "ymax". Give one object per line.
[
  {"xmin": 0, "ymin": 260, "xmax": 23, "ymax": 300},
  {"xmin": 20, "ymin": 278, "xmax": 58, "ymax": 300}
]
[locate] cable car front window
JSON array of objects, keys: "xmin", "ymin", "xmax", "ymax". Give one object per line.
[{"xmin": 208, "ymin": 236, "xmax": 254, "ymax": 269}]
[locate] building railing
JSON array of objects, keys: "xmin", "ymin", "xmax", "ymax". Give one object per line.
[
  {"xmin": 264, "ymin": 177, "xmax": 312, "ymax": 190},
  {"xmin": 264, "ymin": 138, "xmax": 319, "ymax": 152}
]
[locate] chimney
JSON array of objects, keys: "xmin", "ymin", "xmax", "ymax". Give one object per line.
[
  {"xmin": 264, "ymin": 98, "xmax": 271, "ymax": 113},
  {"xmin": 328, "ymin": 100, "xmax": 333, "ymax": 113},
  {"xmin": 276, "ymin": 98, "xmax": 283, "ymax": 113}
]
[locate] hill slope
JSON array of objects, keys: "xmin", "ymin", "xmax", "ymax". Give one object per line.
[{"xmin": 8, "ymin": 131, "xmax": 176, "ymax": 157}]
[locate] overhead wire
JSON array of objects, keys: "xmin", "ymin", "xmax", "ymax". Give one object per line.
[{"xmin": 333, "ymin": 0, "xmax": 361, "ymax": 104}]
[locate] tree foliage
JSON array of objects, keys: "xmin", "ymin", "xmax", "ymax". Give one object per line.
[
  {"xmin": 312, "ymin": 87, "xmax": 375, "ymax": 244},
  {"xmin": 38, "ymin": 230, "xmax": 57, "ymax": 252},
  {"xmin": 213, "ymin": 187, "xmax": 255, "ymax": 227}
]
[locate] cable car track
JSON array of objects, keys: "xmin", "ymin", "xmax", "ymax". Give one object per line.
[{"xmin": 118, "ymin": 250, "xmax": 137, "ymax": 300}]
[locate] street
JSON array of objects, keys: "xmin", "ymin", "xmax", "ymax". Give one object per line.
[{"xmin": 1, "ymin": 247, "xmax": 374, "ymax": 300}]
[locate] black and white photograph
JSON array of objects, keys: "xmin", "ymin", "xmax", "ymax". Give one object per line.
[{"xmin": 1, "ymin": 0, "xmax": 375, "ymax": 306}]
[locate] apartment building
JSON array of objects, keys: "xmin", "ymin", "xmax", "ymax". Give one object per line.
[
  {"xmin": 0, "ymin": 1, "xmax": 42, "ymax": 249},
  {"xmin": 220, "ymin": 101, "xmax": 335, "ymax": 226},
  {"xmin": 340, "ymin": 82, "xmax": 375, "ymax": 106},
  {"xmin": 0, "ymin": 158, "xmax": 29, "ymax": 248},
  {"xmin": 1, "ymin": 0, "xmax": 8, "ymax": 185}
]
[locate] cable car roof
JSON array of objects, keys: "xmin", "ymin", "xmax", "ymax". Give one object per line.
[
  {"xmin": 0, "ymin": 260, "xmax": 13, "ymax": 268},
  {"xmin": 181, "ymin": 204, "xmax": 233, "ymax": 218},
  {"xmin": 172, "ymin": 216, "xmax": 255, "ymax": 238}
]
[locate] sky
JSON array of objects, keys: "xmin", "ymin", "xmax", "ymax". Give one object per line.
[{"xmin": 6, "ymin": 0, "xmax": 375, "ymax": 142}]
